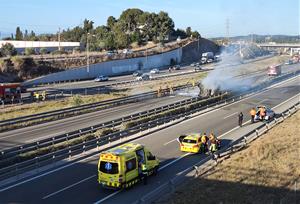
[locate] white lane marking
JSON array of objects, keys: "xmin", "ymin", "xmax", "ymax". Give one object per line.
[
  {"xmin": 223, "ymin": 112, "xmax": 238, "ymax": 119},
  {"xmin": 93, "ymin": 190, "xmax": 122, "ymax": 204},
  {"xmin": 0, "ymin": 75, "xmax": 299, "ymax": 193},
  {"xmin": 159, "ymin": 153, "xmax": 191, "ymax": 171},
  {"xmin": 163, "ymin": 138, "xmax": 177, "ymax": 146},
  {"xmin": 93, "ymin": 90, "xmax": 300, "ymax": 204},
  {"xmin": 42, "ymin": 175, "xmax": 96, "ymax": 199},
  {"xmin": 258, "ymin": 99, "xmax": 268, "ymax": 104}
]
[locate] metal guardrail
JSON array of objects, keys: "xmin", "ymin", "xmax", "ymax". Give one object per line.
[
  {"xmin": 0, "ymin": 83, "xmax": 193, "ymax": 130},
  {"xmin": 0, "ymin": 70, "xmax": 298, "ymax": 181},
  {"xmin": 0, "ymin": 94, "xmax": 216, "ymax": 160},
  {"xmin": 134, "ymin": 101, "xmax": 300, "ymax": 204},
  {"xmin": 0, "ymin": 94, "xmax": 227, "ymax": 179}
]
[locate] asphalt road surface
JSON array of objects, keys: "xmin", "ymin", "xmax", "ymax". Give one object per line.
[
  {"xmin": 0, "ymin": 95, "xmax": 190, "ymax": 150},
  {"xmin": 0, "ymin": 75, "xmax": 299, "ymax": 204},
  {"xmin": 1, "ymin": 63, "xmax": 299, "ymax": 149}
]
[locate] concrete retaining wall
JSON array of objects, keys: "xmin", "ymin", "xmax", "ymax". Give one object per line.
[{"xmin": 23, "ymin": 48, "xmax": 182, "ymax": 86}]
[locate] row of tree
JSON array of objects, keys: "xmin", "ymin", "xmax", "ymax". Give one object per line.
[{"xmin": 6, "ymin": 8, "xmax": 200, "ymax": 52}]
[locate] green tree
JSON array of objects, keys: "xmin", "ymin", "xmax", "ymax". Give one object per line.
[
  {"xmin": 107, "ymin": 16, "xmax": 117, "ymax": 30},
  {"xmin": 24, "ymin": 29, "xmax": 29, "ymax": 40},
  {"xmin": 186, "ymin": 27, "xmax": 192, "ymax": 37},
  {"xmin": 1, "ymin": 43, "xmax": 17, "ymax": 56},
  {"xmin": 156, "ymin": 11, "xmax": 174, "ymax": 42},
  {"xmin": 119, "ymin": 8, "xmax": 143, "ymax": 33},
  {"xmin": 191, "ymin": 31, "xmax": 201, "ymax": 39},
  {"xmin": 15, "ymin": 27, "xmax": 23, "ymax": 40},
  {"xmin": 29, "ymin": 30, "xmax": 38, "ymax": 41},
  {"xmin": 25, "ymin": 47, "xmax": 36, "ymax": 55},
  {"xmin": 83, "ymin": 19, "xmax": 94, "ymax": 33},
  {"xmin": 113, "ymin": 22, "xmax": 129, "ymax": 48}
]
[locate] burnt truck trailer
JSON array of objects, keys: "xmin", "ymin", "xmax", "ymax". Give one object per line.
[{"xmin": 0, "ymin": 83, "xmax": 22, "ymax": 103}]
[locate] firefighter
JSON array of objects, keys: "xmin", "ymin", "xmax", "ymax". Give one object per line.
[
  {"xmin": 209, "ymin": 132, "xmax": 216, "ymax": 142},
  {"xmin": 201, "ymin": 133, "xmax": 209, "ymax": 152},
  {"xmin": 250, "ymin": 108, "xmax": 256, "ymax": 123},
  {"xmin": 42, "ymin": 91, "xmax": 46, "ymax": 101},
  {"xmin": 141, "ymin": 163, "xmax": 148, "ymax": 185},
  {"xmin": 259, "ymin": 107, "xmax": 266, "ymax": 120},
  {"xmin": 238, "ymin": 112, "xmax": 243, "ymax": 127}
]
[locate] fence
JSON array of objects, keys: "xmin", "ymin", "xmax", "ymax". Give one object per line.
[{"xmin": 134, "ymin": 101, "xmax": 300, "ymax": 204}]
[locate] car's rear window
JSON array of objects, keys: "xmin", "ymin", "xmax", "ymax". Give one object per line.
[
  {"xmin": 100, "ymin": 161, "xmax": 119, "ymax": 174},
  {"xmin": 183, "ymin": 139, "xmax": 197, "ymax": 144}
]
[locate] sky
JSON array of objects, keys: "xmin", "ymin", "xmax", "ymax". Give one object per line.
[{"xmin": 0, "ymin": 0, "xmax": 299, "ymax": 38}]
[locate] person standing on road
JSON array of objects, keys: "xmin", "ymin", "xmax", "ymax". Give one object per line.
[
  {"xmin": 141, "ymin": 163, "xmax": 148, "ymax": 185},
  {"xmin": 250, "ymin": 108, "xmax": 256, "ymax": 123},
  {"xmin": 238, "ymin": 112, "xmax": 244, "ymax": 127}
]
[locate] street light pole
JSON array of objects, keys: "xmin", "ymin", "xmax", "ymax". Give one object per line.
[{"xmin": 86, "ymin": 33, "xmax": 90, "ymax": 75}]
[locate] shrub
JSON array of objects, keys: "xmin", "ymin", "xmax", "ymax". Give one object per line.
[
  {"xmin": 1, "ymin": 43, "xmax": 17, "ymax": 56},
  {"xmin": 25, "ymin": 47, "xmax": 36, "ymax": 55},
  {"xmin": 71, "ymin": 95, "xmax": 83, "ymax": 106},
  {"xmin": 11, "ymin": 56, "xmax": 25, "ymax": 71},
  {"xmin": 40, "ymin": 48, "xmax": 48, "ymax": 55}
]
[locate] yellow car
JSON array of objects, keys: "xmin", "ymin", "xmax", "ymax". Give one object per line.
[{"xmin": 179, "ymin": 133, "xmax": 204, "ymax": 153}]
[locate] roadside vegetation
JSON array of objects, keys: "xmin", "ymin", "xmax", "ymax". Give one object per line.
[
  {"xmin": 158, "ymin": 110, "xmax": 300, "ymax": 204},
  {"xmin": 0, "ymin": 72, "xmax": 207, "ymax": 121}
]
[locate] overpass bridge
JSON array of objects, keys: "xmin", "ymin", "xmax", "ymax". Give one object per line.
[
  {"xmin": 257, "ymin": 43, "xmax": 300, "ymax": 55},
  {"xmin": 257, "ymin": 43, "xmax": 300, "ymax": 48}
]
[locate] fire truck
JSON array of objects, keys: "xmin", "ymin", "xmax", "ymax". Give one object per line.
[
  {"xmin": 267, "ymin": 64, "xmax": 282, "ymax": 76},
  {"xmin": 0, "ymin": 83, "xmax": 22, "ymax": 103}
]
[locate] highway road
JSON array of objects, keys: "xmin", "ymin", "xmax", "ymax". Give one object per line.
[
  {"xmin": 0, "ymin": 95, "xmax": 190, "ymax": 150},
  {"xmin": 27, "ymin": 66, "xmax": 197, "ymax": 92},
  {"xmin": 0, "ymin": 75, "xmax": 298, "ymax": 204},
  {"xmin": 1, "ymin": 63, "xmax": 299, "ymax": 150}
]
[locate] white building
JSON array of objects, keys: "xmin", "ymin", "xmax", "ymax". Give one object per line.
[{"xmin": 0, "ymin": 40, "xmax": 80, "ymax": 53}]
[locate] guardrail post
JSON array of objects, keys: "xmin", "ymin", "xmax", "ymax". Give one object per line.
[
  {"xmin": 83, "ymin": 141, "xmax": 86, "ymax": 154},
  {"xmin": 255, "ymin": 129, "xmax": 259, "ymax": 137},
  {"xmin": 265, "ymin": 124, "xmax": 269, "ymax": 131},
  {"xmin": 243, "ymin": 136, "xmax": 247, "ymax": 145},
  {"xmin": 194, "ymin": 165, "xmax": 199, "ymax": 178}
]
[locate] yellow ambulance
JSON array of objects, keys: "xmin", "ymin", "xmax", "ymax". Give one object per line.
[{"xmin": 98, "ymin": 143, "xmax": 159, "ymax": 189}]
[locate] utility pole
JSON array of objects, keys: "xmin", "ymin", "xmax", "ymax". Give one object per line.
[
  {"xmin": 226, "ymin": 18, "xmax": 229, "ymax": 44},
  {"xmin": 86, "ymin": 33, "xmax": 90, "ymax": 74},
  {"xmin": 58, "ymin": 27, "xmax": 61, "ymax": 51}
]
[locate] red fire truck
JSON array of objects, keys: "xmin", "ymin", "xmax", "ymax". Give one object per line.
[
  {"xmin": 267, "ymin": 64, "xmax": 282, "ymax": 76},
  {"xmin": 0, "ymin": 83, "xmax": 22, "ymax": 103}
]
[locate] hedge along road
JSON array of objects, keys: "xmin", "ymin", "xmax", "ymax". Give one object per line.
[{"xmin": 0, "ymin": 74, "xmax": 298, "ymax": 204}]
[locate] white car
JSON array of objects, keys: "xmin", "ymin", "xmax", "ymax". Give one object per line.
[
  {"xmin": 123, "ymin": 49, "xmax": 133, "ymax": 54},
  {"xmin": 150, "ymin": 68, "xmax": 160, "ymax": 74},
  {"xmin": 94, "ymin": 75, "xmax": 109, "ymax": 82},
  {"xmin": 207, "ymin": 59, "xmax": 213, "ymax": 63},
  {"xmin": 136, "ymin": 74, "xmax": 151, "ymax": 81},
  {"xmin": 254, "ymin": 106, "xmax": 275, "ymax": 121}
]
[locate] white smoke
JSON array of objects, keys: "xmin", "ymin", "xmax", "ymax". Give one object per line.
[{"xmin": 202, "ymin": 47, "xmax": 257, "ymax": 93}]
